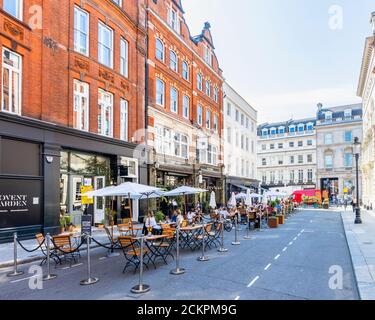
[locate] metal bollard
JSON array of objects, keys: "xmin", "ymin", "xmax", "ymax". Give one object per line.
[
  {"xmin": 218, "ymin": 219, "xmax": 228, "ymax": 252},
  {"xmin": 43, "ymin": 234, "xmax": 57, "ymax": 281},
  {"xmin": 80, "ymin": 235, "xmax": 98, "ymax": 285},
  {"xmin": 236, "ymin": 213, "xmax": 242, "ymax": 231},
  {"xmin": 232, "ymin": 218, "xmax": 240, "ymax": 245},
  {"xmin": 171, "ymin": 226, "xmax": 185, "ymax": 275},
  {"xmin": 244, "ymin": 214, "xmax": 252, "ymax": 240},
  {"xmin": 131, "ymin": 236, "xmax": 150, "ymax": 294},
  {"xmin": 197, "ymin": 225, "xmax": 209, "ymax": 261},
  {"xmin": 7, "ymin": 233, "xmax": 24, "ymax": 277}
]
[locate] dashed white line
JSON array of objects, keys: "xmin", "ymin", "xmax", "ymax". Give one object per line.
[
  {"xmin": 289, "ymin": 242, "xmax": 293, "ymax": 246},
  {"xmin": 301, "ymin": 229, "xmax": 305, "ymax": 233},
  {"xmin": 274, "ymin": 254, "xmax": 281, "ymax": 260},
  {"xmin": 247, "ymin": 276, "xmax": 260, "ymax": 288},
  {"xmin": 71, "ymin": 263, "xmax": 83, "ymax": 268},
  {"xmin": 282, "ymin": 247, "xmax": 288, "ymax": 252},
  {"xmin": 293, "ymin": 237, "xmax": 297, "ymax": 241},
  {"xmin": 235, "ymin": 296, "xmax": 240, "ymax": 300},
  {"xmin": 264, "ymin": 263, "xmax": 272, "ymax": 271}
]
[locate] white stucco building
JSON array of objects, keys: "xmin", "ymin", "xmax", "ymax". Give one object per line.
[
  {"xmin": 257, "ymin": 118, "xmax": 317, "ymax": 194},
  {"xmin": 357, "ymin": 12, "xmax": 375, "ymax": 209},
  {"xmin": 316, "ymin": 103, "xmax": 363, "ymax": 201},
  {"xmin": 223, "ymin": 82, "xmax": 258, "ymax": 197}
]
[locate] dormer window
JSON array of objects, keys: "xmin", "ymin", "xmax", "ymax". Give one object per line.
[
  {"xmin": 307, "ymin": 123, "xmax": 314, "ymax": 131},
  {"xmin": 270, "ymin": 127, "xmax": 276, "ymax": 136},
  {"xmin": 289, "ymin": 126, "xmax": 296, "ymax": 133},
  {"xmin": 262, "ymin": 129, "xmax": 268, "ymax": 136},
  {"xmin": 325, "ymin": 112, "xmax": 333, "ymax": 121},
  {"xmin": 168, "ymin": 7, "xmax": 180, "ymax": 34},
  {"xmin": 204, "ymin": 46, "xmax": 213, "ymax": 66},
  {"xmin": 344, "ymin": 109, "xmax": 352, "ymax": 119},
  {"xmin": 278, "ymin": 127, "xmax": 285, "ymax": 134},
  {"xmin": 298, "ymin": 124, "xmax": 304, "ymax": 132}
]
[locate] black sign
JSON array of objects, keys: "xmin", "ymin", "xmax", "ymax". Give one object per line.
[
  {"xmin": 81, "ymin": 215, "xmax": 92, "ymax": 236},
  {"xmin": 0, "ymin": 178, "xmax": 42, "ymax": 229}
]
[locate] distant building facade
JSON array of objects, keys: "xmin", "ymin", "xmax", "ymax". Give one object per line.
[
  {"xmin": 316, "ymin": 103, "xmax": 363, "ymax": 200},
  {"xmin": 257, "ymin": 118, "xmax": 317, "ymax": 193},
  {"xmin": 223, "ymin": 82, "xmax": 258, "ymax": 198},
  {"xmin": 357, "ymin": 12, "xmax": 375, "ymax": 210}
]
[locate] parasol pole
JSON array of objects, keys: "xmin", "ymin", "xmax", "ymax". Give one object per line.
[{"xmin": 128, "ymin": 192, "xmax": 134, "ymax": 236}]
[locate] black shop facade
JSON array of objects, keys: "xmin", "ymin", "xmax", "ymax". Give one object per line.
[{"xmin": 0, "ymin": 113, "xmax": 148, "ymax": 243}]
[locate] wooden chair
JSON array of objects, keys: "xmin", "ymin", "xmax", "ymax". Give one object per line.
[
  {"xmin": 118, "ymin": 236, "xmax": 154, "ymax": 273},
  {"xmin": 206, "ymin": 223, "xmax": 221, "ymax": 248},
  {"xmin": 52, "ymin": 235, "xmax": 80, "ymax": 265},
  {"xmin": 36, "ymin": 233, "xmax": 61, "ymax": 266}
]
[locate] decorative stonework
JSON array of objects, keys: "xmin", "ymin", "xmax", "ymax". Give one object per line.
[
  {"xmin": 99, "ymin": 69, "xmax": 114, "ymax": 83},
  {"xmin": 74, "ymin": 58, "xmax": 89, "ymax": 72},
  {"xmin": 120, "ymin": 81, "xmax": 130, "ymax": 91},
  {"xmin": 3, "ymin": 19, "xmax": 24, "ymax": 40}
]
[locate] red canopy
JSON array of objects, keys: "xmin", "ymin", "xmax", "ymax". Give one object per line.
[{"xmin": 292, "ymin": 190, "xmax": 321, "ymax": 203}]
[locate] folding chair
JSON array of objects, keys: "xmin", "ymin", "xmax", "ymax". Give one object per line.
[{"xmin": 36, "ymin": 233, "xmax": 61, "ymax": 266}]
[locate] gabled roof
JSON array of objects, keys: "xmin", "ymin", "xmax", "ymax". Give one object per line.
[{"xmin": 192, "ymin": 22, "xmax": 215, "ymax": 49}]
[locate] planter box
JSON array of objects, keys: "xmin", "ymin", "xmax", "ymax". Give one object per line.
[
  {"xmin": 277, "ymin": 215, "xmax": 284, "ymax": 225},
  {"xmin": 268, "ymin": 218, "xmax": 279, "ymax": 228}
]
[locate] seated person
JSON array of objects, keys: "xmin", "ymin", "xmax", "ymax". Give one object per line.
[
  {"xmin": 144, "ymin": 211, "xmax": 162, "ymax": 235},
  {"xmin": 176, "ymin": 209, "xmax": 185, "ymax": 226},
  {"xmin": 171, "ymin": 210, "xmax": 178, "ymax": 223},
  {"xmin": 186, "ymin": 209, "xmax": 196, "ymax": 224}
]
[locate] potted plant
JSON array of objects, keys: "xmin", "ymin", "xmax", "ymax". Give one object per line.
[
  {"xmin": 65, "ymin": 216, "xmax": 74, "ymax": 232},
  {"xmin": 268, "ymin": 216, "xmax": 279, "ymax": 228},
  {"xmin": 155, "ymin": 211, "xmax": 165, "ymax": 223},
  {"xmin": 59, "ymin": 216, "xmax": 66, "ymax": 234}
]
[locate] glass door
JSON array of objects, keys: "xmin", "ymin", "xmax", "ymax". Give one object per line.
[{"xmin": 94, "ymin": 176, "xmax": 105, "ymax": 224}]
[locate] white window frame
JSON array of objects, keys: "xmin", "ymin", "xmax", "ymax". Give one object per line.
[
  {"xmin": 197, "ymin": 73, "xmax": 203, "ymax": 91},
  {"xmin": 156, "ymin": 78, "xmax": 165, "ymax": 107},
  {"xmin": 1, "ymin": 47, "xmax": 22, "ymax": 115},
  {"xmin": 120, "ymin": 38, "xmax": 129, "ymax": 78},
  {"xmin": 205, "ymin": 80, "xmax": 211, "ymax": 97},
  {"xmin": 170, "ymin": 50, "xmax": 178, "ymax": 72},
  {"xmin": 182, "ymin": 95, "xmax": 189, "ymax": 119},
  {"xmin": 197, "ymin": 105, "xmax": 203, "ymax": 126},
  {"xmin": 182, "ymin": 61, "xmax": 189, "ymax": 80},
  {"xmin": 120, "ymin": 99, "xmax": 128, "ymax": 141},
  {"xmin": 98, "ymin": 21, "xmax": 113, "ymax": 68},
  {"xmin": 168, "ymin": 7, "xmax": 180, "ymax": 33},
  {"xmin": 213, "ymin": 87, "xmax": 218, "ymax": 103},
  {"xmin": 74, "ymin": 6, "xmax": 89, "ymax": 56},
  {"xmin": 206, "ymin": 109, "xmax": 211, "ymax": 129},
  {"xmin": 98, "ymin": 89, "xmax": 113, "ymax": 137},
  {"xmin": 155, "ymin": 38, "xmax": 164, "ymax": 62},
  {"xmin": 3, "ymin": 0, "xmax": 23, "ymax": 21},
  {"xmin": 73, "ymin": 80, "xmax": 89, "ymax": 131},
  {"xmin": 213, "ymin": 114, "xmax": 218, "ymax": 133},
  {"xmin": 174, "ymin": 132, "xmax": 189, "ymax": 159},
  {"xmin": 170, "ymin": 87, "xmax": 178, "ymax": 113}
]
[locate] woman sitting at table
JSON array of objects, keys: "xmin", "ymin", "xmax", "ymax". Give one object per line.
[
  {"xmin": 176, "ymin": 209, "xmax": 185, "ymax": 226},
  {"xmin": 186, "ymin": 209, "xmax": 196, "ymax": 224},
  {"xmin": 143, "ymin": 211, "xmax": 162, "ymax": 235},
  {"xmin": 171, "ymin": 210, "xmax": 178, "ymax": 223}
]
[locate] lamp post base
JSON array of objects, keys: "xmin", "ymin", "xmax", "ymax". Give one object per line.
[
  {"xmin": 355, "ymin": 208, "xmax": 362, "ymax": 224},
  {"xmin": 7, "ymin": 270, "xmax": 24, "ymax": 277},
  {"xmin": 131, "ymin": 284, "xmax": 150, "ymax": 294}
]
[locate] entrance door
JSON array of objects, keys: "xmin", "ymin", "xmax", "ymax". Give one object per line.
[{"xmin": 94, "ymin": 176, "xmax": 105, "ymax": 224}]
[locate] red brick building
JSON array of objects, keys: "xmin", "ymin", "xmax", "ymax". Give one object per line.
[
  {"xmin": 0, "ymin": 0, "xmax": 149, "ymax": 241},
  {"xmin": 146, "ymin": 0, "xmax": 224, "ymax": 206}
]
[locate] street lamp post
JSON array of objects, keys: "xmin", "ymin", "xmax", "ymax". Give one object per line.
[{"xmin": 353, "ymin": 137, "xmax": 362, "ymax": 224}]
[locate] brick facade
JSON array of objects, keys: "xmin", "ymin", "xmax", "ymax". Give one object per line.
[{"xmin": 0, "ymin": 0, "xmax": 147, "ymax": 143}]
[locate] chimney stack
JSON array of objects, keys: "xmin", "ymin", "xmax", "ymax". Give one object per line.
[{"xmin": 371, "ymin": 12, "xmax": 375, "ymax": 35}]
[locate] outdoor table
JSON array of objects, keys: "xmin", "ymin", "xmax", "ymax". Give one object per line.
[
  {"xmin": 144, "ymin": 234, "xmax": 171, "ymax": 266},
  {"xmin": 180, "ymin": 224, "xmax": 206, "ymax": 251}
]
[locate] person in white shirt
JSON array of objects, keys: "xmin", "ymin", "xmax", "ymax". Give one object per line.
[
  {"xmin": 144, "ymin": 212, "xmax": 161, "ymax": 235},
  {"xmin": 186, "ymin": 210, "xmax": 196, "ymax": 224}
]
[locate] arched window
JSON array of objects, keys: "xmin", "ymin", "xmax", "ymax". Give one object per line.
[
  {"xmin": 170, "ymin": 50, "xmax": 178, "ymax": 72},
  {"xmin": 182, "ymin": 61, "xmax": 189, "ymax": 80},
  {"xmin": 197, "ymin": 73, "xmax": 203, "ymax": 91},
  {"xmin": 155, "ymin": 38, "xmax": 164, "ymax": 61}
]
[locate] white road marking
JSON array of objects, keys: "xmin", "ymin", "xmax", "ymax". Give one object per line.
[
  {"xmin": 235, "ymin": 296, "xmax": 240, "ymax": 300},
  {"xmin": 247, "ymin": 276, "xmax": 260, "ymax": 288},
  {"xmin": 264, "ymin": 263, "xmax": 272, "ymax": 271},
  {"xmin": 274, "ymin": 254, "xmax": 281, "ymax": 260},
  {"xmin": 99, "ymin": 257, "xmax": 107, "ymax": 261},
  {"xmin": 62, "ymin": 266, "xmax": 70, "ymax": 270},
  {"xmin": 301, "ymin": 229, "xmax": 305, "ymax": 233},
  {"xmin": 282, "ymin": 247, "xmax": 288, "ymax": 252},
  {"xmin": 289, "ymin": 242, "xmax": 293, "ymax": 246},
  {"xmin": 10, "ymin": 275, "xmax": 38, "ymax": 283},
  {"xmin": 71, "ymin": 263, "xmax": 83, "ymax": 268},
  {"xmin": 293, "ymin": 237, "xmax": 297, "ymax": 241}
]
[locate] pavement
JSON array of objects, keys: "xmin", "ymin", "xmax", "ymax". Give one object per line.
[
  {"xmin": 340, "ymin": 207, "xmax": 375, "ymax": 300},
  {"xmin": 0, "ymin": 209, "xmax": 359, "ymax": 300}
]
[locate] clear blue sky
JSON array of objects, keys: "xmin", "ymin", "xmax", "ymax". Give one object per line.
[{"xmin": 183, "ymin": 0, "xmax": 374, "ymax": 123}]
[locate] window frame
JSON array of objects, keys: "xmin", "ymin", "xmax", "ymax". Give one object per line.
[
  {"xmin": 97, "ymin": 89, "xmax": 113, "ymax": 137},
  {"xmin": 120, "ymin": 37, "xmax": 129, "ymax": 78},
  {"xmin": 120, "ymin": 99, "xmax": 128, "ymax": 141},
  {"xmin": 98, "ymin": 21, "xmax": 114, "ymax": 68},
  {"xmin": 73, "ymin": 79, "xmax": 89, "ymax": 132},
  {"xmin": 156, "ymin": 78, "xmax": 165, "ymax": 107},
  {"xmin": 170, "ymin": 87, "xmax": 178, "ymax": 114},
  {"xmin": 74, "ymin": 6, "xmax": 89, "ymax": 56}
]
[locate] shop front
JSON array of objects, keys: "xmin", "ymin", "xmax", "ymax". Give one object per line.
[{"xmin": 0, "ymin": 113, "xmax": 147, "ymax": 242}]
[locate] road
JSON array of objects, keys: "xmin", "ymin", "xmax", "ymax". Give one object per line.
[{"xmin": 0, "ymin": 209, "xmax": 359, "ymax": 300}]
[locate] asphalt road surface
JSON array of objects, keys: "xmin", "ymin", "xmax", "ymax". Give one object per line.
[{"xmin": 0, "ymin": 209, "xmax": 359, "ymax": 300}]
